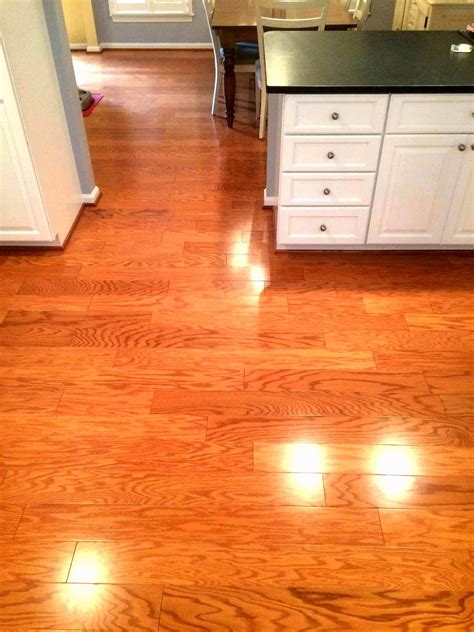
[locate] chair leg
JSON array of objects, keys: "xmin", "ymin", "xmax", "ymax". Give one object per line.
[
  {"xmin": 212, "ymin": 67, "xmax": 222, "ymax": 116},
  {"xmin": 255, "ymin": 80, "xmax": 261, "ymax": 120},
  {"xmin": 259, "ymin": 88, "xmax": 268, "ymax": 139}
]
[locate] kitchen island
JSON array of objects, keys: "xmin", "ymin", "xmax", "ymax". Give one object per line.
[{"xmin": 264, "ymin": 31, "xmax": 474, "ymax": 249}]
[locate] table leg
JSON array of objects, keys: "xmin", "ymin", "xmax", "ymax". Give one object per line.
[{"xmin": 222, "ymin": 47, "xmax": 236, "ymax": 128}]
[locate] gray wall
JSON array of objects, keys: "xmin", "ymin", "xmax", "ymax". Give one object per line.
[
  {"xmin": 92, "ymin": 0, "xmax": 210, "ymax": 44},
  {"xmin": 42, "ymin": 0, "xmax": 96, "ymax": 194}
]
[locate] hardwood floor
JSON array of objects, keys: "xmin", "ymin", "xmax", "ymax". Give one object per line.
[{"xmin": 0, "ymin": 50, "xmax": 473, "ymax": 630}]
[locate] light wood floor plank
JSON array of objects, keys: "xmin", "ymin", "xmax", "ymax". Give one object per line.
[
  {"xmin": 159, "ymin": 585, "xmax": 474, "ymax": 631},
  {"xmin": 69, "ymin": 541, "xmax": 474, "ymax": 591},
  {"xmin": 254, "ymin": 443, "xmax": 474, "ymax": 476},
  {"xmin": 379, "ymin": 508, "xmax": 474, "ymax": 549},
  {"xmin": 15, "ymin": 505, "xmax": 383, "ymax": 545},
  {"xmin": 324, "ymin": 473, "xmax": 474, "ymax": 508}
]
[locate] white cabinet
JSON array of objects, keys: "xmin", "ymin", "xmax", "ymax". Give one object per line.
[
  {"xmin": 367, "ymin": 135, "xmax": 467, "ymax": 244},
  {"xmin": 442, "ymin": 138, "xmax": 473, "ymax": 244},
  {"xmin": 275, "ymin": 92, "xmax": 473, "ymax": 249},
  {"xmin": 0, "ymin": 42, "xmax": 53, "ymax": 242}
]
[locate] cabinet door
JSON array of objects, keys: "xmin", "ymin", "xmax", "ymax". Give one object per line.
[
  {"xmin": 0, "ymin": 42, "xmax": 52, "ymax": 242},
  {"xmin": 442, "ymin": 139, "xmax": 473, "ymax": 245},
  {"xmin": 368, "ymin": 135, "xmax": 466, "ymax": 245}
]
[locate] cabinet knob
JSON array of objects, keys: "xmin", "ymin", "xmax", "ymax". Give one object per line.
[
  {"xmin": 331, "ymin": 112, "xmax": 339, "ymax": 120},
  {"xmin": 458, "ymin": 144, "xmax": 466, "ymax": 152},
  {"xmin": 320, "ymin": 224, "xmax": 327, "ymax": 232},
  {"xmin": 323, "ymin": 188, "xmax": 331, "ymax": 196},
  {"xmin": 327, "ymin": 151, "xmax": 335, "ymax": 159},
  {"xmin": 471, "ymin": 144, "xmax": 474, "ymax": 151}
]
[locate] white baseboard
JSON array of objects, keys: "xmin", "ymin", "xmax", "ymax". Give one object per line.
[
  {"xmin": 100, "ymin": 42, "xmax": 212, "ymax": 50},
  {"xmin": 70, "ymin": 43, "xmax": 87, "ymax": 50},
  {"xmin": 81, "ymin": 186, "xmax": 101, "ymax": 205},
  {"xmin": 86, "ymin": 45, "xmax": 103, "ymax": 53},
  {"xmin": 263, "ymin": 188, "xmax": 278, "ymax": 207}
]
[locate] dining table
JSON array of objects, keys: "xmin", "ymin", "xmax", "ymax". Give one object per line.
[{"xmin": 211, "ymin": 0, "xmax": 356, "ymax": 128}]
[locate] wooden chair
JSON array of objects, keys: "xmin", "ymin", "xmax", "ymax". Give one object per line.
[
  {"xmin": 352, "ymin": 0, "xmax": 372, "ymax": 29},
  {"xmin": 202, "ymin": 0, "xmax": 259, "ymax": 116},
  {"xmin": 256, "ymin": 0, "xmax": 329, "ymax": 139}
]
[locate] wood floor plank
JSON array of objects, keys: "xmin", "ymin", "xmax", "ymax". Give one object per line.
[
  {"xmin": 0, "ymin": 504, "xmax": 24, "ymax": 538},
  {"xmin": 324, "ymin": 473, "xmax": 474, "ymax": 508},
  {"xmin": 425, "ymin": 371, "xmax": 474, "ymax": 395},
  {"xmin": 18, "ymin": 276, "xmax": 169, "ymax": 298},
  {"xmin": 57, "ymin": 384, "xmax": 154, "ymax": 416},
  {"xmin": 69, "ymin": 541, "xmax": 474, "ymax": 591},
  {"xmin": 362, "ymin": 294, "xmax": 434, "ymax": 314},
  {"xmin": 379, "ymin": 508, "xmax": 474, "ymax": 549},
  {"xmin": 254, "ymin": 442, "xmax": 474, "ymax": 476},
  {"xmin": 0, "ymin": 385, "xmax": 64, "ymax": 414},
  {"xmin": 373, "ymin": 351, "xmax": 474, "ymax": 371},
  {"xmin": 115, "ymin": 349, "xmax": 376, "ymax": 371},
  {"xmin": 0, "ymin": 542, "xmax": 75, "ymax": 582},
  {"xmin": 441, "ymin": 395, "xmax": 474, "ymax": 418},
  {"xmin": 325, "ymin": 330, "xmax": 474, "ymax": 352},
  {"xmin": 206, "ymin": 415, "xmax": 472, "ymax": 445},
  {"xmin": 0, "ymin": 582, "xmax": 162, "ymax": 631},
  {"xmin": 243, "ymin": 370, "xmax": 429, "ymax": 393},
  {"xmin": 151, "ymin": 391, "xmax": 446, "ymax": 418},
  {"xmin": 0, "ymin": 439, "xmax": 251, "ymax": 470},
  {"xmin": 159, "ymin": 585, "xmax": 474, "ymax": 631},
  {"xmin": 406, "ymin": 314, "xmax": 474, "ymax": 331},
  {"xmin": 0, "ymin": 471, "xmax": 324, "ymax": 507},
  {"xmin": 2, "ymin": 413, "xmax": 206, "ymax": 442},
  {"xmin": 15, "ymin": 505, "xmax": 383, "ymax": 545}
]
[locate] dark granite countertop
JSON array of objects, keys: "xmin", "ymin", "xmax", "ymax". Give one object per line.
[{"xmin": 265, "ymin": 31, "xmax": 474, "ymax": 94}]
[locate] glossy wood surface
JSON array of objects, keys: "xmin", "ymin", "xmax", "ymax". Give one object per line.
[{"xmin": 0, "ymin": 50, "xmax": 473, "ymax": 630}]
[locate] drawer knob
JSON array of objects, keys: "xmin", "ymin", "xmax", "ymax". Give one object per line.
[
  {"xmin": 323, "ymin": 188, "xmax": 331, "ymax": 196},
  {"xmin": 458, "ymin": 144, "xmax": 466, "ymax": 152},
  {"xmin": 327, "ymin": 151, "xmax": 335, "ymax": 159},
  {"xmin": 331, "ymin": 112, "xmax": 339, "ymax": 120},
  {"xmin": 320, "ymin": 224, "xmax": 327, "ymax": 232}
]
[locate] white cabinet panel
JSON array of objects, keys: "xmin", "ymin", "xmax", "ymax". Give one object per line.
[
  {"xmin": 278, "ymin": 206, "xmax": 370, "ymax": 246},
  {"xmin": 368, "ymin": 134, "xmax": 466, "ymax": 244},
  {"xmin": 0, "ymin": 42, "xmax": 52, "ymax": 242},
  {"xmin": 387, "ymin": 95, "xmax": 474, "ymax": 134},
  {"xmin": 280, "ymin": 172, "xmax": 376, "ymax": 206},
  {"xmin": 442, "ymin": 140, "xmax": 474, "ymax": 245},
  {"xmin": 283, "ymin": 95, "xmax": 389, "ymax": 135},
  {"xmin": 281, "ymin": 135, "xmax": 381, "ymax": 172}
]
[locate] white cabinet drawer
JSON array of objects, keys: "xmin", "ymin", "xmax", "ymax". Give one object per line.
[
  {"xmin": 283, "ymin": 94, "xmax": 389, "ymax": 135},
  {"xmin": 277, "ymin": 206, "xmax": 370, "ymax": 246},
  {"xmin": 387, "ymin": 95, "xmax": 474, "ymax": 134},
  {"xmin": 281, "ymin": 135, "xmax": 381, "ymax": 172},
  {"xmin": 280, "ymin": 172, "xmax": 376, "ymax": 206}
]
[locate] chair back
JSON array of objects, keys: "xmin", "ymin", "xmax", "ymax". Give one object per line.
[
  {"xmin": 256, "ymin": 0, "xmax": 329, "ymax": 96},
  {"xmin": 353, "ymin": 0, "xmax": 372, "ymax": 28},
  {"xmin": 202, "ymin": 0, "xmax": 221, "ymax": 59}
]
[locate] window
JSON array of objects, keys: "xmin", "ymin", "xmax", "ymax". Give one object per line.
[{"xmin": 108, "ymin": 0, "xmax": 194, "ymax": 22}]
